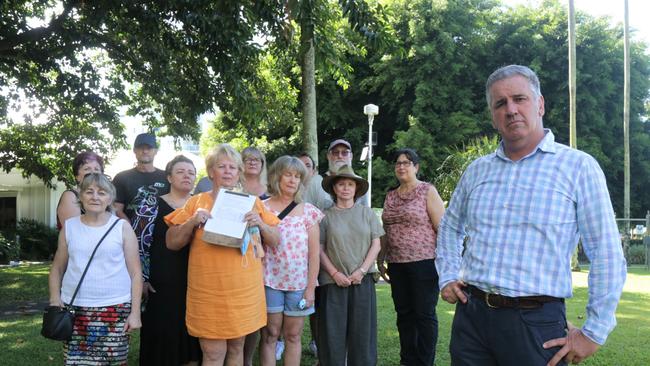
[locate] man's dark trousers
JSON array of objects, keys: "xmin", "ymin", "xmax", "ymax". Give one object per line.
[{"xmin": 450, "ymin": 288, "xmax": 567, "ymax": 366}]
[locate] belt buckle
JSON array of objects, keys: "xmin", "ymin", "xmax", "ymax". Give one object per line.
[{"xmin": 485, "ymin": 292, "xmax": 498, "ymax": 308}]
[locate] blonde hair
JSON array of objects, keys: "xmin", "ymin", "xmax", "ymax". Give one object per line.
[
  {"xmin": 267, "ymin": 156, "xmax": 308, "ymax": 202},
  {"xmin": 205, "ymin": 144, "xmax": 244, "ymax": 189}
]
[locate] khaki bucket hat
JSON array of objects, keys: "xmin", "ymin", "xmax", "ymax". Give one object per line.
[{"xmin": 321, "ymin": 164, "xmax": 369, "ymax": 200}]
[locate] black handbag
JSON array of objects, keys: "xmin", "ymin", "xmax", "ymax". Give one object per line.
[{"xmin": 41, "ymin": 218, "xmax": 120, "ymax": 341}]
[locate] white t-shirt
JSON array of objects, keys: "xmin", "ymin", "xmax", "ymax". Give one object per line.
[{"xmin": 61, "ymin": 216, "xmax": 132, "ymax": 307}]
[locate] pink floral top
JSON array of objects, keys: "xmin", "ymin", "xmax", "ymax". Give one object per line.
[
  {"xmin": 382, "ymin": 182, "xmax": 437, "ymax": 263},
  {"xmin": 263, "ymin": 202, "xmax": 324, "ymax": 291}
]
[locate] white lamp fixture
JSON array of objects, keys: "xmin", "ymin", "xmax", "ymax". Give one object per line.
[{"xmin": 363, "ymin": 104, "xmax": 379, "ymax": 207}]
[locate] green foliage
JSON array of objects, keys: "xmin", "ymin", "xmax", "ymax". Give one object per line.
[
  {"xmin": 315, "ymin": 0, "xmax": 650, "ymax": 215},
  {"xmin": 0, "ymin": 232, "xmax": 20, "ymax": 264},
  {"xmin": 434, "ymin": 135, "xmax": 500, "ymax": 204},
  {"xmin": 14, "ymin": 219, "xmax": 57, "ymax": 261},
  {"xmin": 1, "ymin": 0, "xmax": 287, "ymax": 186},
  {"xmin": 628, "ymin": 245, "xmax": 647, "ymax": 265}
]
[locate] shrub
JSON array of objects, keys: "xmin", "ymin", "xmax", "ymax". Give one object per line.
[
  {"xmin": 0, "ymin": 232, "xmax": 20, "ymax": 264},
  {"xmin": 627, "ymin": 245, "xmax": 647, "ymax": 265},
  {"xmin": 15, "ymin": 218, "xmax": 58, "ymax": 261}
]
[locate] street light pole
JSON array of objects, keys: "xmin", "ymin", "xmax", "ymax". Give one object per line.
[{"xmin": 363, "ymin": 104, "xmax": 378, "ymax": 207}]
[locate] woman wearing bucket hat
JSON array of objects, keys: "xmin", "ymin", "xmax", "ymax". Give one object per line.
[{"xmin": 317, "ymin": 165, "xmax": 384, "ymax": 366}]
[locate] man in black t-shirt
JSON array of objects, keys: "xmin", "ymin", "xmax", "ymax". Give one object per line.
[{"xmin": 113, "ymin": 133, "xmax": 169, "ymax": 294}]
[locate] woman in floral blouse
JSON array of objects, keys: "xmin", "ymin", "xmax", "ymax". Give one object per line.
[
  {"xmin": 259, "ymin": 156, "xmax": 323, "ymax": 366},
  {"xmin": 379, "ymin": 148, "xmax": 446, "ymax": 366}
]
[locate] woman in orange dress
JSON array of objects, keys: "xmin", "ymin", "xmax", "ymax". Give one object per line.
[{"xmin": 166, "ymin": 144, "xmax": 280, "ymax": 366}]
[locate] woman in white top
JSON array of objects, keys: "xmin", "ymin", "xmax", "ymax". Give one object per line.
[{"xmin": 48, "ymin": 173, "xmax": 142, "ymax": 365}]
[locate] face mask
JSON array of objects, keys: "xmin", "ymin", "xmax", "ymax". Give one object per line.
[{"xmin": 241, "ymin": 226, "xmax": 260, "ymax": 256}]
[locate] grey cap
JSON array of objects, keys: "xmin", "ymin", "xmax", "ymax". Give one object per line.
[{"xmin": 328, "ymin": 139, "xmax": 352, "ymax": 151}]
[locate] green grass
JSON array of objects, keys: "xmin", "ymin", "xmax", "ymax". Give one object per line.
[
  {"xmin": 1, "ymin": 264, "xmax": 648, "ymax": 365},
  {"xmin": 0, "ymin": 263, "xmax": 49, "ymax": 306}
]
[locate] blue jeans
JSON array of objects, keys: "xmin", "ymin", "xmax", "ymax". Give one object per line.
[
  {"xmin": 450, "ymin": 287, "xmax": 567, "ymax": 366},
  {"xmin": 388, "ymin": 259, "xmax": 439, "ymax": 366}
]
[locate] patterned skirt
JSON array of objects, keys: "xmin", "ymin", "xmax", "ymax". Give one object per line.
[{"xmin": 63, "ymin": 303, "xmax": 131, "ymax": 365}]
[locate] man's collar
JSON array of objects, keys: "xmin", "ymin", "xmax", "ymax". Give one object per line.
[{"xmin": 495, "ymin": 129, "xmax": 556, "ymax": 161}]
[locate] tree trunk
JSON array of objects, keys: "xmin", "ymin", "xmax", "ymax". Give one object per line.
[{"xmin": 300, "ymin": 13, "xmax": 319, "ymax": 166}]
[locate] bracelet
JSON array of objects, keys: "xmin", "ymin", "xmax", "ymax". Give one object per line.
[
  {"xmin": 359, "ymin": 267, "xmax": 367, "ymax": 275},
  {"xmin": 331, "ymin": 271, "xmax": 340, "ymax": 277}
]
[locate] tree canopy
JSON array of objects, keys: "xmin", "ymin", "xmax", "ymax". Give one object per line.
[
  {"xmin": 314, "ymin": 0, "xmax": 650, "ymax": 213},
  {"xmin": 2, "ymin": 0, "xmax": 650, "ymax": 218},
  {"xmin": 1, "ymin": 0, "xmax": 286, "ymax": 185}
]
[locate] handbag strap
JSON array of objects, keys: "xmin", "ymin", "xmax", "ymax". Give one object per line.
[
  {"xmin": 277, "ymin": 201, "xmax": 298, "ymax": 220},
  {"xmin": 68, "ymin": 218, "xmax": 121, "ymax": 307}
]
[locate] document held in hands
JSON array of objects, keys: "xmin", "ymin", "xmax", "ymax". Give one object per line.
[{"xmin": 202, "ymin": 188, "xmax": 256, "ymax": 248}]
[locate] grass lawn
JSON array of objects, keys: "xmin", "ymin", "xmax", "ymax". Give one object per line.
[{"xmin": 1, "ymin": 264, "xmax": 648, "ymax": 365}]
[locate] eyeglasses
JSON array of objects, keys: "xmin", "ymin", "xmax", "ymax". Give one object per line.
[
  {"xmin": 395, "ymin": 160, "xmax": 413, "ymax": 168},
  {"xmin": 244, "ymin": 158, "xmax": 261, "ymax": 165},
  {"xmin": 329, "ymin": 149, "xmax": 351, "ymax": 157}
]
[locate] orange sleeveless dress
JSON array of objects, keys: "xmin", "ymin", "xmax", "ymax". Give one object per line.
[{"xmin": 165, "ymin": 192, "xmax": 279, "ymax": 339}]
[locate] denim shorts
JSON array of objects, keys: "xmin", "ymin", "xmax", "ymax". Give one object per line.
[{"xmin": 264, "ymin": 286, "xmax": 315, "ymax": 317}]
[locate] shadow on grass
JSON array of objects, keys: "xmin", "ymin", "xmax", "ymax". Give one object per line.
[
  {"xmin": 1, "ymin": 265, "xmax": 648, "ymax": 365},
  {"xmin": 566, "ymin": 285, "xmax": 650, "ymax": 365},
  {"xmin": 0, "ymin": 264, "xmax": 50, "ymax": 306},
  {"xmin": 0, "ymin": 314, "xmax": 143, "ymax": 366}
]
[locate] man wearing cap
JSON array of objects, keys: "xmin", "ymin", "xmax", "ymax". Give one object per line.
[
  {"xmin": 113, "ymin": 132, "xmax": 170, "ymax": 296},
  {"xmin": 436, "ymin": 65, "xmax": 626, "ymax": 365},
  {"xmin": 302, "ymin": 139, "xmax": 370, "ymax": 211}
]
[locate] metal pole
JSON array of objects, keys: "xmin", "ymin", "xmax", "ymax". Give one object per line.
[
  {"xmin": 623, "ymin": 0, "xmax": 631, "ymax": 259},
  {"xmin": 643, "ymin": 211, "xmax": 650, "ymax": 269},
  {"xmin": 367, "ymin": 116, "xmax": 373, "ymax": 206},
  {"xmin": 363, "ymin": 104, "xmax": 378, "ymax": 207},
  {"xmin": 568, "ymin": 0, "xmax": 577, "ymax": 148}
]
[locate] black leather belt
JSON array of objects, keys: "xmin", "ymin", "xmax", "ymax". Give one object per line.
[{"xmin": 468, "ymin": 285, "xmax": 563, "ymax": 309}]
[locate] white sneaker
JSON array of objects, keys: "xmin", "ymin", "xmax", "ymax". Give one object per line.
[
  {"xmin": 275, "ymin": 340, "xmax": 285, "ymax": 361},
  {"xmin": 308, "ymin": 340, "xmax": 318, "ymax": 357}
]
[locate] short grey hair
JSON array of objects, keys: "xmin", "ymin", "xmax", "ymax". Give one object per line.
[
  {"xmin": 267, "ymin": 156, "xmax": 308, "ymax": 203},
  {"xmin": 79, "ymin": 173, "xmax": 115, "ymax": 212},
  {"xmin": 485, "ymin": 65, "xmax": 542, "ymax": 107}
]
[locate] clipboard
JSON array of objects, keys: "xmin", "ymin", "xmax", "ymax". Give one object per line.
[{"xmin": 202, "ymin": 188, "xmax": 256, "ymax": 248}]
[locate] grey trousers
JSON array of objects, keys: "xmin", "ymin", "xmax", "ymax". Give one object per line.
[{"xmin": 317, "ymin": 275, "xmax": 377, "ymax": 366}]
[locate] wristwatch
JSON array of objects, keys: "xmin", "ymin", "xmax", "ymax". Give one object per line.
[{"xmin": 359, "ymin": 267, "xmax": 367, "ymax": 275}]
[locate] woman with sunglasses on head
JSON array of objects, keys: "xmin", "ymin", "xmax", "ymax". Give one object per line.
[
  {"xmin": 139, "ymin": 155, "xmax": 202, "ymax": 366},
  {"xmin": 379, "ymin": 148, "xmax": 445, "ymax": 366},
  {"xmin": 56, "ymin": 151, "xmax": 104, "ymax": 230},
  {"xmin": 166, "ymin": 144, "xmax": 280, "ymax": 366},
  {"xmin": 49, "ymin": 173, "xmax": 142, "ymax": 365}
]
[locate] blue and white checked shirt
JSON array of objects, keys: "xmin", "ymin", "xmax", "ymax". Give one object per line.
[{"xmin": 436, "ymin": 130, "xmax": 626, "ymax": 345}]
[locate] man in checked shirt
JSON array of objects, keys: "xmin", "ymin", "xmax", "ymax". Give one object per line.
[{"xmin": 436, "ymin": 65, "xmax": 626, "ymax": 366}]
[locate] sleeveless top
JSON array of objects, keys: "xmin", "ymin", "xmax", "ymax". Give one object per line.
[
  {"xmin": 56, "ymin": 189, "xmax": 84, "ymax": 231},
  {"xmin": 381, "ymin": 182, "xmax": 437, "ymax": 263},
  {"xmin": 61, "ymin": 216, "xmax": 132, "ymax": 307}
]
